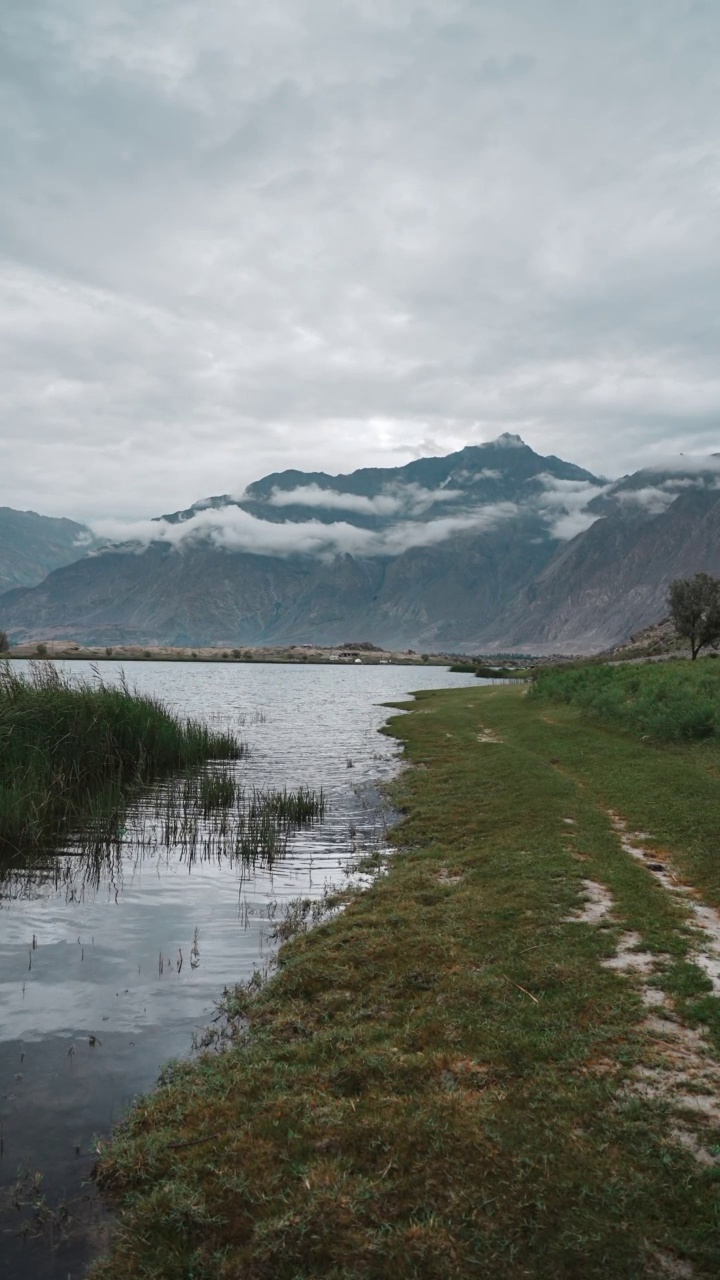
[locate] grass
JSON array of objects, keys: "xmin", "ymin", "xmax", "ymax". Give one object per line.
[
  {"xmin": 89, "ymin": 681, "xmax": 720, "ymax": 1279},
  {"xmin": 532, "ymin": 657, "xmax": 720, "ymax": 740},
  {"xmin": 0, "ymin": 659, "xmax": 241, "ymax": 857}
]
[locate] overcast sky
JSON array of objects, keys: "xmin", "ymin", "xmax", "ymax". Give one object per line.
[{"xmin": 2, "ymin": 0, "xmax": 719, "ymax": 522}]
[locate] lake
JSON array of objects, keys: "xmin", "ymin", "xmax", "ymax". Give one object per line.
[{"xmin": 0, "ymin": 660, "xmax": 478, "ymax": 1279}]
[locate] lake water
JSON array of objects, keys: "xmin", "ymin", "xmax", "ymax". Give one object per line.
[{"xmin": 0, "ymin": 660, "xmax": 478, "ymax": 1279}]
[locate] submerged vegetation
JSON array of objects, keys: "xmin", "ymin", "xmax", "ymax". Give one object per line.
[
  {"xmin": 91, "ymin": 682, "xmax": 720, "ymax": 1279},
  {"xmin": 0, "ymin": 659, "xmax": 242, "ymax": 857},
  {"xmin": 2, "ymin": 766, "xmax": 326, "ymax": 910},
  {"xmin": 532, "ymin": 657, "xmax": 720, "ymax": 741},
  {"xmin": 125, "ymin": 775, "xmax": 327, "ymax": 875}
]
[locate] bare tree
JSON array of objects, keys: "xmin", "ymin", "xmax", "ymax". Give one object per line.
[
  {"xmin": 668, "ymin": 573, "xmax": 720, "ymax": 660},
  {"xmin": 0, "ymin": 630, "xmax": 9, "ymax": 654}
]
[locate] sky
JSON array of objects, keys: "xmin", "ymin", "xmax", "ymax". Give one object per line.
[{"xmin": 2, "ymin": 0, "xmax": 719, "ymax": 524}]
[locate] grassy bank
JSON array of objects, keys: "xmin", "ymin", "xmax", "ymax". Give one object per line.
[
  {"xmin": 91, "ymin": 681, "xmax": 720, "ymax": 1279},
  {"xmin": 532, "ymin": 657, "xmax": 720, "ymax": 740},
  {"xmin": 0, "ymin": 660, "xmax": 241, "ymax": 855}
]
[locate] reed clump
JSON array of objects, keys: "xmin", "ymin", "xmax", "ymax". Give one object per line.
[
  {"xmin": 0, "ymin": 660, "xmax": 242, "ymax": 855},
  {"xmin": 532, "ymin": 658, "xmax": 720, "ymax": 741},
  {"xmin": 146, "ymin": 776, "xmax": 326, "ymax": 871}
]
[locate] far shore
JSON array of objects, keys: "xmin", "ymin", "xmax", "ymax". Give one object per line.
[{"xmin": 4, "ymin": 640, "xmax": 461, "ymax": 666}]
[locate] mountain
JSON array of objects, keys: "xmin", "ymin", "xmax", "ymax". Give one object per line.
[
  {"xmin": 0, "ymin": 437, "xmax": 599, "ymax": 649},
  {"xmin": 0, "ymin": 507, "xmax": 96, "ymax": 595},
  {"xmin": 487, "ymin": 486, "xmax": 720, "ymax": 652},
  {"xmin": 1, "ymin": 439, "xmax": 719, "ymax": 653}
]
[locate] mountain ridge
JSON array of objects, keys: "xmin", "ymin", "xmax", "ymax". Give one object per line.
[
  {"xmin": 0, "ymin": 507, "xmax": 97, "ymax": 595},
  {"xmin": 2, "ymin": 437, "xmax": 719, "ymax": 652}
]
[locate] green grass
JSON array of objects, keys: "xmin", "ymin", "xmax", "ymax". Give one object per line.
[
  {"xmin": 532, "ymin": 657, "xmax": 720, "ymax": 740},
  {"xmin": 0, "ymin": 659, "xmax": 241, "ymax": 856},
  {"xmin": 90, "ymin": 684, "xmax": 720, "ymax": 1279}
]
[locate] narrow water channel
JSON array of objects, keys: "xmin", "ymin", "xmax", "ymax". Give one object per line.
[{"xmin": 0, "ymin": 661, "xmax": 478, "ymax": 1278}]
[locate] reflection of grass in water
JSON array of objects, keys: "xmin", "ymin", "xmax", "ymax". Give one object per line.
[
  {"xmin": 1, "ymin": 767, "xmax": 327, "ymax": 900},
  {"xmin": 0, "ymin": 659, "xmax": 242, "ymax": 861}
]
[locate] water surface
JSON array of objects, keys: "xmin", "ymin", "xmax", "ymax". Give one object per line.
[{"xmin": 0, "ymin": 661, "xmax": 477, "ymax": 1277}]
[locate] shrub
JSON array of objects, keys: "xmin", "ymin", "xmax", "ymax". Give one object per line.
[{"xmin": 531, "ymin": 660, "xmax": 720, "ymax": 741}]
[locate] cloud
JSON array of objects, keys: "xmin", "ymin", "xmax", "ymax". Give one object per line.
[
  {"xmin": 548, "ymin": 510, "xmax": 602, "ymax": 540},
  {"xmin": 89, "ymin": 499, "xmax": 520, "ymax": 559},
  {"xmin": 615, "ymin": 487, "xmax": 677, "ymax": 515},
  {"xmin": 91, "ymin": 467, "xmax": 617, "ymax": 551},
  {"xmin": 2, "ymin": 2, "xmax": 720, "ymax": 520},
  {"xmin": 267, "ymin": 485, "xmax": 402, "ymax": 516},
  {"xmin": 645, "ymin": 456, "xmax": 720, "ymax": 476},
  {"xmin": 265, "ymin": 481, "xmax": 464, "ymax": 517},
  {"xmin": 532, "ymin": 474, "xmax": 609, "ymax": 506},
  {"xmin": 530, "ymin": 473, "xmax": 609, "ymax": 538}
]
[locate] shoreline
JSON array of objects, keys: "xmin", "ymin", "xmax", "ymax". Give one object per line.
[
  {"xmin": 88, "ymin": 683, "xmax": 720, "ymax": 1279},
  {"xmin": 4, "ymin": 642, "xmax": 456, "ymax": 667}
]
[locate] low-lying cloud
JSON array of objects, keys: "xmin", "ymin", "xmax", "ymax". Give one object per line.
[
  {"xmin": 531, "ymin": 473, "xmax": 609, "ymax": 538},
  {"xmin": 265, "ymin": 482, "xmax": 465, "ymax": 518},
  {"xmin": 87, "ymin": 455, "xmax": 720, "ymax": 561},
  {"xmin": 90, "ymin": 500, "xmax": 521, "ymax": 560},
  {"xmin": 615, "ymin": 488, "xmax": 678, "ymax": 515}
]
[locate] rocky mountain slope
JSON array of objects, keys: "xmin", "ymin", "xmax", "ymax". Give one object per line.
[
  {"xmin": 0, "ymin": 507, "xmax": 96, "ymax": 595},
  {"xmin": 2, "ymin": 438, "xmax": 719, "ymax": 653},
  {"xmin": 488, "ymin": 486, "xmax": 720, "ymax": 652}
]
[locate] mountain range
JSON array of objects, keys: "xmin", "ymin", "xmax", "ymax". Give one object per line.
[{"xmin": 2, "ymin": 435, "xmax": 720, "ymax": 653}]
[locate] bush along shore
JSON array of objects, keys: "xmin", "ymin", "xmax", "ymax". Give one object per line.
[
  {"xmin": 532, "ymin": 655, "xmax": 720, "ymax": 740},
  {"xmin": 91, "ymin": 674, "xmax": 720, "ymax": 1279},
  {"xmin": 0, "ymin": 660, "xmax": 241, "ymax": 857}
]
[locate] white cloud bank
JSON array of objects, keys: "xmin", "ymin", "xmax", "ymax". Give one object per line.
[
  {"xmin": 90, "ymin": 501, "xmax": 521, "ymax": 559},
  {"xmin": 266, "ymin": 482, "xmax": 465, "ymax": 517},
  {"xmin": 531, "ymin": 474, "xmax": 609, "ymax": 538},
  {"xmin": 87, "ymin": 456, "xmax": 720, "ymax": 559}
]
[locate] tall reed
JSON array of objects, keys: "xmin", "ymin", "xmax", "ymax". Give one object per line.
[{"xmin": 0, "ymin": 660, "xmax": 242, "ymax": 855}]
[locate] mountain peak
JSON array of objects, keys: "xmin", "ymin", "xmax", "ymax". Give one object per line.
[{"xmin": 490, "ymin": 433, "xmax": 527, "ymax": 449}]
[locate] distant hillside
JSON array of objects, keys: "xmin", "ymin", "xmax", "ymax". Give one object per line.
[
  {"xmin": 2, "ymin": 439, "xmax": 720, "ymax": 653},
  {"xmin": 487, "ymin": 486, "xmax": 720, "ymax": 653},
  {"xmin": 0, "ymin": 507, "xmax": 96, "ymax": 594}
]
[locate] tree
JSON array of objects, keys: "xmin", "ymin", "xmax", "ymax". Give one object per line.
[
  {"xmin": 0, "ymin": 630, "xmax": 8, "ymax": 654},
  {"xmin": 668, "ymin": 573, "xmax": 720, "ymax": 660}
]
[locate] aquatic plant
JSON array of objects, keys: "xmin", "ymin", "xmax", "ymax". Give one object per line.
[{"xmin": 0, "ymin": 659, "xmax": 242, "ymax": 856}]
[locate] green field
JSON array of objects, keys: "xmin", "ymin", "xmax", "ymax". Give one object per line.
[{"xmin": 91, "ymin": 672, "xmax": 720, "ymax": 1279}]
